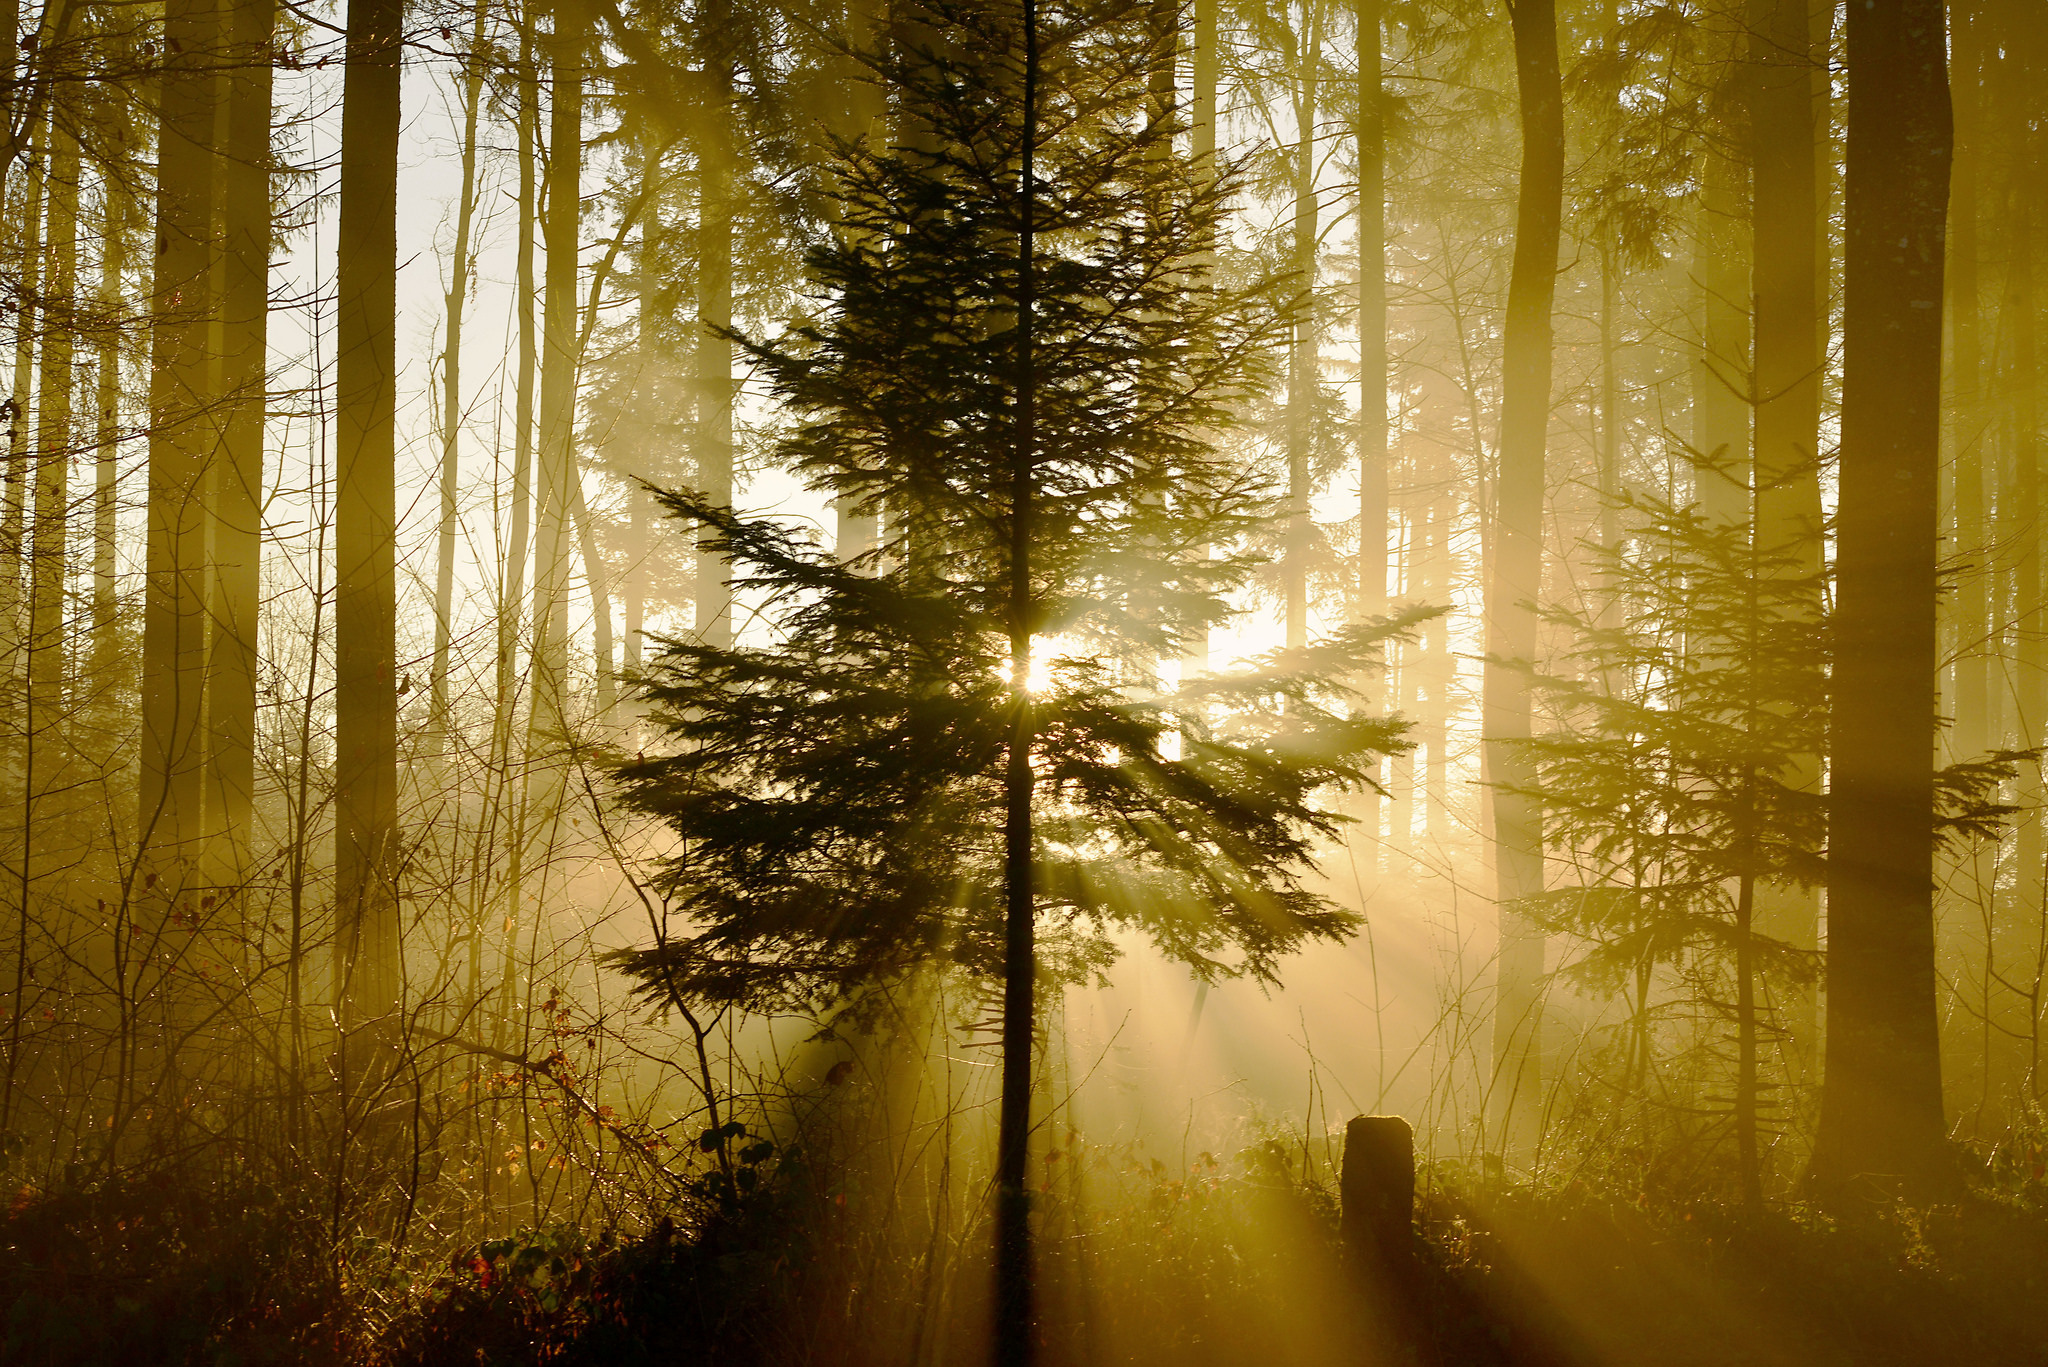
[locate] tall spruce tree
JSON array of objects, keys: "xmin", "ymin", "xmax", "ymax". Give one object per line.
[{"xmin": 611, "ymin": 3, "xmax": 1420, "ymax": 1359}]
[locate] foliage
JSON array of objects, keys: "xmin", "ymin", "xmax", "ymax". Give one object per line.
[
  {"xmin": 611, "ymin": 0, "xmax": 1429, "ymax": 1019},
  {"xmin": 1512, "ymin": 491, "xmax": 1830, "ymax": 996}
]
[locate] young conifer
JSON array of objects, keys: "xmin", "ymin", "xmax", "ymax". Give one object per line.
[
  {"xmin": 1518, "ymin": 490, "xmax": 2016, "ymax": 1207},
  {"xmin": 611, "ymin": 2, "xmax": 1423, "ymax": 1357}
]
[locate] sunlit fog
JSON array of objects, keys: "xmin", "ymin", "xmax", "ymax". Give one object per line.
[{"xmin": 0, "ymin": 0, "xmax": 2036, "ymax": 1363}]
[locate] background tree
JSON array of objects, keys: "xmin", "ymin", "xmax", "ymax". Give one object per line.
[{"xmin": 1810, "ymin": 0, "xmax": 1954, "ymax": 1199}]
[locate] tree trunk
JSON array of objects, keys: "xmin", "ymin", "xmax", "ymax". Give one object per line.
[
  {"xmin": 997, "ymin": 16, "xmax": 1040, "ymax": 1367},
  {"xmin": 1284, "ymin": 1, "xmax": 1322, "ymax": 650},
  {"xmin": 334, "ymin": 0, "xmax": 403, "ymax": 1059},
  {"xmin": 92, "ymin": 150, "xmax": 125, "ymax": 697},
  {"xmin": 204, "ymin": 0, "xmax": 272, "ymax": 885},
  {"xmin": 430, "ymin": 0, "xmax": 490, "ymax": 753},
  {"xmin": 1484, "ymin": 0, "xmax": 1562, "ymax": 1159},
  {"xmin": 568, "ymin": 466, "xmax": 614, "ymax": 715},
  {"xmin": 1736, "ymin": 865, "xmax": 1761, "ymax": 1208},
  {"xmin": 833, "ymin": 0, "xmax": 881, "ymax": 565},
  {"xmin": 1357, "ymin": 0, "xmax": 1385, "ymax": 622},
  {"xmin": 626, "ymin": 144, "xmax": 656, "ymax": 667},
  {"xmin": 141, "ymin": 0, "xmax": 220, "ymax": 869},
  {"xmin": 1183, "ymin": 0, "xmax": 1215, "ymax": 678},
  {"xmin": 2, "ymin": 142, "xmax": 36, "ymax": 685},
  {"xmin": 1354, "ymin": 0, "xmax": 1387, "ymax": 858},
  {"xmin": 1948, "ymin": 2, "xmax": 1987, "ymax": 765},
  {"xmin": 491, "ymin": 21, "xmax": 539, "ymax": 1059},
  {"xmin": 1692, "ymin": 5, "xmax": 1750, "ymax": 525},
  {"xmin": 695, "ymin": 12, "xmax": 735, "ymax": 650},
  {"xmin": 28, "ymin": 83, "xmax": 76, "ymax": 773},
  {"xmin": 1811, "ymin": 0, "xmax": 1953, "ymax": 1201}
]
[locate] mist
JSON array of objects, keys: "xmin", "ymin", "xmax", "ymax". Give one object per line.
[{"xmin": 0, "ymin": 0, "xmax": 2041, "ymax": 1364}]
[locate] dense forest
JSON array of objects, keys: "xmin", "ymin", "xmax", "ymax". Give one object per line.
[{"xmin": 0, "ymin": 0, "xmax": 2041, "ymax": 1361}]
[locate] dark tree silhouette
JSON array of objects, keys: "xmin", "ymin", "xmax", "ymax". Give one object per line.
[
  {"xmin": 610, "ymin": 4, "xmax": 1423, "ymax": 1359},
  {"xmin": 1811, "ymin": 0, "xmax": 1953, "ymax": 1200}
]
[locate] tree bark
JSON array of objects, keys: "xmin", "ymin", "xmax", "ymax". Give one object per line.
[
  {"xmin": 1746, "ymin": 0, "xmax": 1822, "ymax": 1097},
  {"xmin": 1357, "ymin": 0, "xmax": 1385, "ymax": 617},
  {"xmin": 1691, "ymin": 2, "xmax": 1750, "ymax": 525},
  {"xmin": 695, "ymin": 7, "xmax": 734, "ymax": 649},
  {"xmin": 204, "ymin": 0, "xmax": 272, "ymax": 885},
  {"xmin": 832, "ymin": 0, "xmax": 881, "ymax": 565},
  {"xmin": 997, "ymin": 17, "xmax": 1039, "ymax": 1367},
  {"xmin": 1484, "ymin": 0, "xmax": 1562, "ymax": 1158},
  {"xmin": 334, "ymin": 0, "xmax": 403, "ymax": 1053},
  {"xmin": 530, "ymin": 0, "xmax": 582, "ymax": 748},
  {"xmin": 92, "ymin": 148, "xmax": 126, "ymax": 697},
  {"xmin": 430, "ymin": 0, "xmax": 491, "ymax": 753},
  {"xmin": 491, "ymin": 19, "xmax": 539, "ymax": 1055},
  {"xmin": 28, "ymin": 77, "xmax": 76, "ymax": 769},
  {"xmin": 1948, "ymin": 1, "xmax": 1987, "ymax": 765},
  {"xmin": 141, "ymin": 0, "xmax": 220, "ymax": 867},
  {"xmin": 1811, "ymin": 0, "xmax": 1953, "ymax": 1201},
  {"xmin": 1284, "ymin": 1, "xmax": 1322, "ymax": 650}
]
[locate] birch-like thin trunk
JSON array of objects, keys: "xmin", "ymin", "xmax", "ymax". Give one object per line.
[
  {"xmin": 1283, "ymin": 1, "xmax": 1322, "ymax": 650},
  {"xmin": 91, "ymin": 158, "xmax": 125, "ymax": 698},
  {"xmin": 695, "ymin": 11, "xmax": 735, "ymax": 649},
  {"xmin": 27, "ymin": 90, "xmax": 75, "ymax": 768},
  {"xmin": 430, "ymin": 0, "xmax": 490, "ymax": 753},
  {"xmin": 1691, "ymin": 1, "xmax": 1750, "ymax": 526}
]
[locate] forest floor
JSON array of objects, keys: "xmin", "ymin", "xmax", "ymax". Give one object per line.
[{"xmin": 5, "ymin": 1155, "xmax": 2048, "ymax": 1367}]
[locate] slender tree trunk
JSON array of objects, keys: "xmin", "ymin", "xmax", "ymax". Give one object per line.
[
  {"xmin": 625, "ymin": 144, "xmax": 656, "ymax": 666},
  {"xmin": 92, "ymin": 158, "xmax": 125, "ymax": 696},
  {"xmin": 142, "ymin": 0, "xmax": 220, "ymax": 869},
  {"xmin": 491, "ymin": 23, "xmax": 539, "ymax": 1063},
  {"xmin": 832, "ymin": 0, "xmax": 881, "ymax": 565},
  {"xmin": 530, "ymin": 0, "xmax": 581, "ymax": 749},
  {"xmin": 1353, "ymin": 0, "xmax": 1386, "ymax": 857},
  {"xmin": 1746, "ymin": 0, "xmax": 1822, "ymax": 1095},
  {"xmin": 430, "ymin": 0, "xmax": 490, "ymax": 752},
  {"xmin": 695, "ymin": 11, "xmax": 735, "ymax": 649},
  {"xmin": 1596, "ymin": 250, "xmax": 1620, "ymax": 547},
  {"xmin": 1736, "ymin": 863, "xmax": 1761, "ymax": 1208},
  {"xmin": 1484, "ymin": 0, "xmax": 1562, "ymax": 1158},
  {"xmin": 204, "ymin": 0, "xmax": 272, "ymax": 885},
  {"xmin": 1356, "ymin": 0, "xmax": 1385, "ymax": 615},
  {"xmin": 2, "ymin": 142, "xmax": 37, "ymax": 680},
  {"xmin": 997, "ymin": 17, "xmax": 1040, "ymax": 1367},
  {"xmin": 28, "ymin": 85, "xmax": 75, "ymax": 770},
  {"xmin": 568, "ymin": 467, "xmax": 614, "ymax": 715},
  {"xmin": 1284, "ymin": 2, "xmax": 1322, "ymax": 650},
  {"xmin": 334, "ymin": 0, "xmax": 403, "ymax": 1061},
  {"xmin": 1949, "ymin": 0, "xmax": 1987, "ymax": 765},
  {"xmin": 1811, "ymin": 0, "xmax": 1953, "ymax": 1201},
  {"xmin": 1692, "ymin": 2, "xmax": 1750, "ymax": 524}
]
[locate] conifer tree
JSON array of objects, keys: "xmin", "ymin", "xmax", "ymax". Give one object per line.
[
  {"xmin": 1520, "ymin": 495, "xmax": 1830, "ymax": 1209},
  {"xmin": 612, "ymin": 3, "xmax": 1420, "ymax": 1356}
]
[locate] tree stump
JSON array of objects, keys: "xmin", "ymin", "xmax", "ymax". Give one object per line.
[{"xmin": 1341, "ymin": 1113, "xmax": 1415, "ymax": 1269}]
